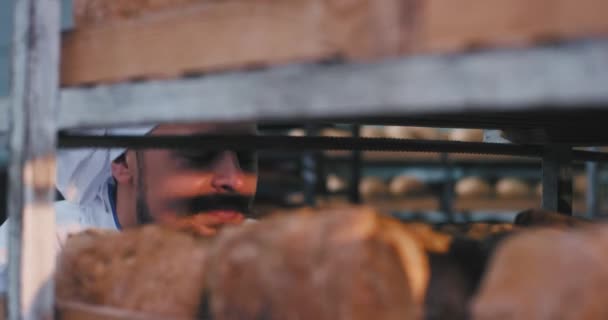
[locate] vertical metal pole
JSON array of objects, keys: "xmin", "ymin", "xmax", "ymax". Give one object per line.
[
  {"xmin": 586, "ymin": 147, "xmax": 600, "ymax": 218},
  {"xmin": 302, "ymin": 124, "xmax": 317, "ymax": 206},
  {"xmin": 8, "ymin": 0, "xmax": 60, "ymax": 319},
  {"xmin": 439, "ymin": 153, "xmax": 454, "ymax": 222},
  {"xmin": 349, "ymin": 125, "xmax": 361, "ymax": 204},
  {"xmin": 541, "ymin": 145, "xmax": 573, "ymax": 215}
]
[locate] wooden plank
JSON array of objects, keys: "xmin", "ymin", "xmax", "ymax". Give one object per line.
[
  {"xmin": 61, "ymin": 0, "xmax": 608, "ymax": 86},
  {"xmin": 72, "ymin": 0, "xmax": 201, "ymax": 27},
  {"xmin": 421, "ymin": 0, "xmax": 608, "ymax": 52},
  {"xmin": 61, "ymin": 0, "xmax": 409, "ymax": 86},
  {"xmin": 7, "ymin": 0, "xmax": 60, "ymax": 319}
]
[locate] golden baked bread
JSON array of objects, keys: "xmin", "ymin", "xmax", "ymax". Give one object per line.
[
  {"xmin": 359, "ymin": 176, "xmax": 388, "ymax": 199},
  {"xmin": 360, "ymin": 125, "xmax": 385, "ymax": 138},
  {"xmin": 206, "ymin": 206, "xmax": 429, "ymax": 320},
  {"xmin": 326, "ymin": 174, "xmax": 347, "ymax": 193},
  {"xmin": 389, "ymin": 176, "xmax": 427, "ymax": 197},
  {"xmin": 455, "ymin": 177, "xmax": 492, "ymax": 198},
  {"xmin": 448, "ymin": 129, "xmax": 484, "ymax": 142},
  {"xmin": 514, "ymin": 209, "xmax": 593, "ymax": 228},
  {"xmin": 55, "ymin": 226, "xmax": 211, "ymax": 319},
  {"xmin": 495, "ymin": 178, "xmax": 531, "ymax": 199},
  {"xmin": 472, "ymin": 226, "xmax": 608, "ymax": 320}
]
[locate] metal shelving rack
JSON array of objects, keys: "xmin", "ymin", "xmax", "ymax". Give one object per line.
[{"xmin": 3, "ymin": 0, "xmax": 608, "ymax": 319}]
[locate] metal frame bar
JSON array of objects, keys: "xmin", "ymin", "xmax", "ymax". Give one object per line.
[
  {"xmin": 57, "ymin": 134, "xmax": 608, "ymax": 163},
  {"xmin": 301, "ymin": 125, "xmax": 319, "ymax": 207},
  {"xmin": 541, "ymin": 145, "xmax": 574, "ymax": 215},
  {"xmin": 1, "ymin": 39, "xmax": 606, "ymax": 131},
  {"xmin": 586, "ymin": 147, "xmax": 601, "ymax": 217},
  {"xmin": 439, "ymin": 153, "xmax": 455, "ymax": 221},
  {"xmin": 8, "ymin": 0, "xmax": 60, "ymax": 319},
  {"xmin": 349, "ymin": 125, "xmax": 362, "ymax": 204}
]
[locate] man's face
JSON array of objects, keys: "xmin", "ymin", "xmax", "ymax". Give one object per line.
[{"xmin": 128, "ymin": 123, "xmax": 258, "ymax": 235}]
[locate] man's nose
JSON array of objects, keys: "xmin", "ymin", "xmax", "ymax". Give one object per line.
[{"xmin": 210, "ymin": 151, "xmax": 244, "ymax": 192}]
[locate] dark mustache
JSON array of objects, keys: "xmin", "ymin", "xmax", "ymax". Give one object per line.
[{"xmin": 168, "ymin": 194, "xmax": 253, "ymax": 217}]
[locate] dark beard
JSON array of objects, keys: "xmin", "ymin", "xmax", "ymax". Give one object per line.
[
  {"xmin": 136, "ymin": 193, "xmax": 155, "ymax": 225},
  {"xmin": 135, "ymin": 150, "xmax": 155, "ymax": 225}
]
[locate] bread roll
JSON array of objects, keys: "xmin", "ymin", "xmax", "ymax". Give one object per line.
[
  {"xmin": 56, "ymin": 226, "xmax": 211, "ymax": 318},
  {"xmin": 575, "ymin": 175, "xmax": 587, "ymax": 195},
  {"xmin": 359, "ymin": 177, "xmax": 388, "ymax": 199},
  {"xmin": 496, "ymin": 178, "xmax": 531, "ymax": 199},
  {"xmin": 326, "ymin": 174, "xmax": 347, "ymax": 193},
  {"xmin": 288, "ymin": 128, "xmax": 306, "ymax": 137},
  {"xmin": 472, "ymin": 226, "xmax": 608, "ymax": 320},
  {"xmin": 384, "ymin": 126, "xmax": 417, "ymax": 139},
  {"xmin": 320, "ymin": 128, "xmax": 351, "ymax": 138},
  {"xmin": 207, "ymin": 206, "xmax": 429, "ymax": 320},
  {"xmin": 455, "ymin": 177, "xmax": 492, "ymax": 198},
  {"xmin": 383, "ymin": 126, "xmax": 441, "ymax": 140},
  {"xmin": 514, "ymin": 209, "xmax": 592, "ymax": 228},
  {"xmin": 389, "ymin": 175, "xmax": 427, "ymax": 196},
  {"xmin": 360, "ymin": 126, "xmax": 385, "ymax": 138},
  {"xmin": 448, "ymin": 129, "xmax": 484, "ymax": 142},
  {"xmin": 410, "ymin": 127, "xmax": 441, "ymax": 140}
]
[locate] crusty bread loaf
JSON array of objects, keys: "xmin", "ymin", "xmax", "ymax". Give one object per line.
[
  {"xmin": 206, "ymin": 206, "xmax": 429, "ymax": 320},
  {"xmin": 360, "ymin": 125, "xmax": 385, "ymax": 138},
  {"xmin": 389, "ymin": 176, "xmax": 427, "ymax": 197},
  {"xmin": 55, "ymin": 226, "xmax": 211, "ymax": 319},
  {"xmin": 448, "ymin": 129, "xmax": 484, "ymax": 142},
  {"xmin": 383, "ymin": 126, "xmax": 440, "ymax": 140},
  {"xmin": 472, "ymin": 226, "xmax": 608, "ymax": 320},
  {"xmin": 326, "ymin": 174, "xmax": 347, "ymax": 193},
  {"xmin": 384, "ymin": 126, "xmax": 417, "ymax": 139},
  {"xmin": 514, "ymin": 209, "xmax": 593, "ymax": 228},
  {"xmin": 320, "ymin": 128, "xmax": 351, "ymax": 138},
  {"xmin": 495, "ymin": 178, "xmax": 531, "ymax": 199},
  {"xmin": 455, "ymin": 177, "xmax": 492, "ymax": 198},
  {"xmin": 359, "ymin": 176, "xmax": 388, "ymax": 199},
  {"xmin": 287, "ymin": 128, "xmax": 306, "ymax": 137},
  {"xmin": 410, "ymin": 127, "xmax": 442, "ymax": 140}
]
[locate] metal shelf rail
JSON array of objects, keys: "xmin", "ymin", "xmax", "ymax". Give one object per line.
[{"xmin": 4, "ymin": 0, "xmax": 608, "ymax": 319}]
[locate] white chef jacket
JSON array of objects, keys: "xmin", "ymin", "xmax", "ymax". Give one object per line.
[{"xmin": 0, "ymin": 179, "xmax": 120, "ymax": 292}]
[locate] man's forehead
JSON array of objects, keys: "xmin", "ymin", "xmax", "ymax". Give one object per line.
[{"xmin": 150, "ymin": 122, "xmax": 256, "ymax": 135}]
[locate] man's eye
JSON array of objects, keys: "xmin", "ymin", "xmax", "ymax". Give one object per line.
[
  {"xmin": 178, "ymin": 151, "xmax": 219, "ymax": 167},
  {"xmin": 237, "ymin": 151, "xmax": 258, "ymax": 172}
]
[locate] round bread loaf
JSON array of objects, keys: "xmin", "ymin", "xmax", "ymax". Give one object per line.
[
  {"xmin": 496, "ymin": 178, "xmax": 531, "ymax": 198},
  {"xmin": 389, "ymin": 176, "xmax": 427, "ymax": 196},
  {"xmin": 448, "ymin": 129, "xmax": 484, "ymax": 142},
  {"xmin": 360, "ymin": 126, "xmax": 385, "ymax": 138},
  {"xmin": 360, "ymin": 177, "xmax": 388, "ymax": 199},
  {"xmin": 384, "ymin": 126, "xmax": 417, "ymax": 139},
  {"xmin": 472, "ymin": 226, "xmax": 608, "ymax": 320},
  {"xmin": 288, "ymin": 128, "xmax": 306, "ymax": 137},
  {"xmin": 56, "ymin": 226, "xmax": 211, "ymax": 318},
  {"xmin": 207, "ymin": 206, "xmax": 429, "ymax": 320},
  {"xmin": 455, "ymin": 177, "xmax": 492, "ymax": 198},
  {"xmin": 320, "ymin": 128, "xmax": 351, "ymax": 138},
  {"xmin": 410, "ymin": 127, "xmax": 441, "ymax": 140},
  {"xmin": 327, "ymin": 174, "xmax": 347, "ymax": 193}
]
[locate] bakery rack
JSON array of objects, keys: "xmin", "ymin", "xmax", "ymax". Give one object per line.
[{"xmin": 2, "ymin": 0, "xmax": 608, "ymax": 319}]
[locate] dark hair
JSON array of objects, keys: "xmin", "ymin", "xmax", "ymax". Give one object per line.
[{"xmin": 113, "ymin": 153, "xmax": 127, "ymax": 164}]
